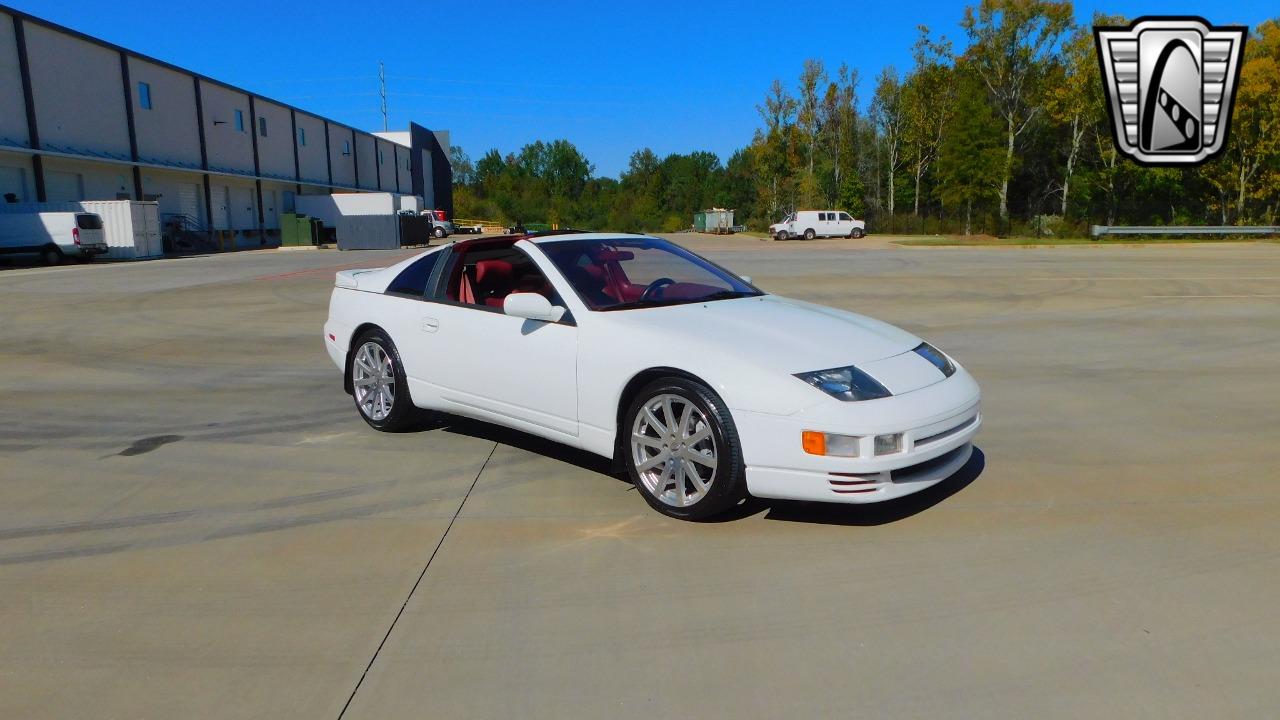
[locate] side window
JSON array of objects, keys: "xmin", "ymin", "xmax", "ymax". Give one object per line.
[
  {"xmin": 385, "ymin": 251, "xmax": 442, "ymax": 299},
  {"xmin": 138, "ymin": 82, "xmax": 152, "ymax": 110},
  {"xmin": 839, "ymin": 212, "xmax": 852, "ymax": 221},
  {"xmin": 818, "ymin": 213, "xmax": 827, "ymax": 221},
  {"xmin": 445, "ymin": 246, "xmax": 558, "ymax": 311},
  {"xmin": 234, "ymin": 109, "xmax": 245, "ymax": 132}
]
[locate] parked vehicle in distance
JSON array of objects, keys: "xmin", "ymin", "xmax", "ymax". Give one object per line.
[
  {"xmin": 0, "ymin": 211, "xmax": 108, "ymax": 264},
  {"xmin": 771, "ymin": 210, "xmax": 866, "ymax": 241},
  {"xmin": 423, "ymin": 209, "xmax": 454, "ymax": 239},
  {"xmin": 324, "ymin": 232, "xmax": 980, "ymax": 520}
]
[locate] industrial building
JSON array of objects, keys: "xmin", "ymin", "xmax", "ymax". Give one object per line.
[{"xmin": 0, "ymin": 4, "xmax": 452, "ymax": 247}]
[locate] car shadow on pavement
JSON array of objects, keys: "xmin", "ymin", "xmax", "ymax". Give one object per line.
[
  {"xmin": 726, "ymin": 446, "xmax": 987, "ymax": 527},
  {"xmin": 429, "ymin": 413, "xmax": 630, "ymax": 485},
  {"xmin": 429, "ymin": 413, "xmax": 984, "ymax": 526}
]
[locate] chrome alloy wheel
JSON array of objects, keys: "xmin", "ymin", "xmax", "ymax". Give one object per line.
[
  {"xmin": 630, "ymin": 393, "xmax": 718, "ymax": 508},
  {"xmin": 352, "ymin": 341, "xmax": 395, "ymax": 421}
]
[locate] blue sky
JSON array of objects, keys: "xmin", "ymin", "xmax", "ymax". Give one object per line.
[{"xmin": 9, "ymin": 0, "xmax": 1276, "ymax": 177}]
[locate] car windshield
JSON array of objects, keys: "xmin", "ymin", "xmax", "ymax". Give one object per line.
[{"xmin": 539, "ymin": 237, "xmax": 762, "ymax": 311}]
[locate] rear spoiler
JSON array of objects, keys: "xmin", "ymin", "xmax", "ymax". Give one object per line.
[{"xmin": 334, "ymin": 268, "xmax": 381, "ymax": 290}]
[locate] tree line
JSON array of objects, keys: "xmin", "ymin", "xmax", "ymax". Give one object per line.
[{"xmin": 451, "ymin": 1, "xmax": 1280, "ymax": 236}]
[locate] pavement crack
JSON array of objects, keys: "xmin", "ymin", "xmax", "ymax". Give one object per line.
[{"xmin": 335, "ymin": 441, "xmax": 497, "ymax": 720}]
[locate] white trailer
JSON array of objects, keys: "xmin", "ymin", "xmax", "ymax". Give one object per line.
[{"xmin": 0, "ymin": 200, "xmax": 162, "ymax": 260}]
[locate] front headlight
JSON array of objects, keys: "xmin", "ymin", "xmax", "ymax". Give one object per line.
[
  {"xmin": 913, "ymin": 342, "xmax": 955, "ymax": 377},
  {"xmin": 794, "ymin": 365, "xmax": 891, "ymax": 401}
]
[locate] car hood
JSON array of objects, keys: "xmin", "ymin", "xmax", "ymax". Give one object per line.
[{"xmin": 604, "ymin": 294, "xmax": 921, "ymax": 374}]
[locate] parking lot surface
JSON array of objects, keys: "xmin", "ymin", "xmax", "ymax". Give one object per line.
[{"xmin": 2, "ymin": 236, "xmax": 1277, "ymax": 718}]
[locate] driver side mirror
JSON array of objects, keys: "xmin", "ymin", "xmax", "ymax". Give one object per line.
[{"xmin": 503, "ymin": 292, "xmax": 566, "ymax": 323}]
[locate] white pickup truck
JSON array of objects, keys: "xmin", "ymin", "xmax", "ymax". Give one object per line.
[{"xmin": 0, "ymin": 211, "xmax": 109, "ymax": 264}]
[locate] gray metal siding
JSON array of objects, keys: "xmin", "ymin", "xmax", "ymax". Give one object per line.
[
  {"xmin": 25, "ymin": 22, "xmax": 130, "ymax": 157},
  {"xmin": 0, "ymin": 13, "xmax": 28, "ymax": 147}
]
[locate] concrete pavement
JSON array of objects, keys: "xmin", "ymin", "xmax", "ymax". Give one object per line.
[{"xmin": 1, "ymin": 237, "xmax": 1277, "ymax": 718}]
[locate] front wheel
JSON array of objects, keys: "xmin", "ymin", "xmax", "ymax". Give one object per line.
[
  {"xmin": 348, "ymin": 329, "xmax": 420, "ymax": 432},
  {"xmin": 850, "ymin": 227, "xmax": 866, "ymax": 239},
  {"xmin": 433, "ymin": 226, "xmax": 447, "ymax": 239},
  {"xmin": 774, "ymin": 230, "xmax": 788, "ymax": 241},
  {"xmin": 625, "ymin": 378, "xmax": 745, "ymax": 520}
]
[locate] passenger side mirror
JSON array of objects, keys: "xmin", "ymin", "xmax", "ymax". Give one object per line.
[
  {"xmin": 739, "ymin": 275, "xmax": 752, "ymax": 284},
  {"xmin": 503, "ymin": 292, "xmax": 565, "ymax": 323}
]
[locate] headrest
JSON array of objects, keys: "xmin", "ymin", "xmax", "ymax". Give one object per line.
[{"xmin": 475, "ymin": 259, "xmax": 513, "ymax": 284}]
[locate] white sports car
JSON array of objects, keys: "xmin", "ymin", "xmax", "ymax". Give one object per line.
[{"xmin": 324, "ymin": 232, "xmax": 980, "ymax": 519}]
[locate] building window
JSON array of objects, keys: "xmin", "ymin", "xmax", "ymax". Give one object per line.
[
  {"xmin": 342, "ymin": 141, "xmax": 351, "ymax": 156},
  {"xmin": 258, "ymin": 117, "xmax": 267, "ymax": 136},
  {"xmin": 234, "ymin": 109, "xmax": 245, "ymax": 132},
  {"xmin": 298, "ymin": 127, "xmax": 306, "ymax": 146},
  {"xmin": 138, "ymin": 82, "xmax": 152, "ymax": 110}
]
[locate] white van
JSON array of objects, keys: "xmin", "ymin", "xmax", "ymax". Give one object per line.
[
  {"xmin": 0, "ymin": 212, "xmax": 108, "ymax": 264},
  {"xmin": 770, "ymin": 210, "xmax": 866, "ymax": 241}
]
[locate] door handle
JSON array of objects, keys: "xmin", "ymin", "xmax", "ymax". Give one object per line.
[{"xmin": 420, "ymin": 317, "xmax": 439, "ymax": 333}]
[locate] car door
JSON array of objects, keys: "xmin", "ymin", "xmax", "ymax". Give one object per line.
[
  {"xmin": 419, "ymin": 243, "xmax": 579, "ymax": 438},
  {"xmin": 837, "ymin": 212, "xmax": 854, "ymax": 236}
]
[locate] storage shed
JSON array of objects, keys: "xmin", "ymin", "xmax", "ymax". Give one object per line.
[{"xmin": 694, "ymin": 208, "xmax": 735, "ymax": 234}]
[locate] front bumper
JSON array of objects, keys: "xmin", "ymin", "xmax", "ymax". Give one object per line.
[{"xmin": 735, "ymin": 371, "xmax": 981, "ymax": 503}]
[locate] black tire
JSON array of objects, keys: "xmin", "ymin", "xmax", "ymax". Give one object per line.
[
  {"xmin": 347, "ymin": 328, "xmax": 422, "ymax": 432},
  {"xmin": 851, "ymin": 228, "xmax": 865, "ymax": 239},
  {"xmin": 803, "ymin": 228, "xmax": 816, "ymax": 241},
  {"xmin": 623, "ymin": 377, "xmax": 746, "ymax": 520},
  {"xmin": 774, "ymin": 230, "xmax": 788, "ymax": 241},
  {"xmin": 41, "ymin": 246, "xmax": 63, "ymax": 266},
  {"xmin": 433, "ymin": 226, "xmax": 447, "ymax": 239}
]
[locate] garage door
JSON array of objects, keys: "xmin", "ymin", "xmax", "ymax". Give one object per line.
[
  {"xmin": 45, "ymin": 171, "xmax": 84, "ymax": 202},
  {"xmin": 212, "ymin": 185, "xmax": 230, "ymax": 230},
  {"xmin": 232, "ymin": 186, "xmax": 257, "ymax": 230},
  {"xmin": 0, "ymin": 166, "xmax": 27, "ymax": 202},
  {"xmin": 177, "ymin": 182, "xmax": 202, "ymax": 225},
  {"xmin": 262, "ymin": 190, "xmax": 278, "ymax": 229}
]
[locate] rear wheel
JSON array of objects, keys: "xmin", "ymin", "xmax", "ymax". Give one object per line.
[
  {"xmin": 625, "ymin": 377, "xmax": 745, "ymax": 520},
  {"xmin": 348, "ymin": 329, "xmax": 420, "ymax": 432},
  {"xmin": 40, "ymin": 246, "xmax": 63, "ymax": 266},
  {"xmin": 804, "ymin": 228, "xmax": 816, "ymax": 241}
]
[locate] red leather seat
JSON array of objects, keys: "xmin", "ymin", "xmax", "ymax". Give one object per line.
[{"xmin": 474, "ymin": 259, "xmax": 514, "ymax": 307}]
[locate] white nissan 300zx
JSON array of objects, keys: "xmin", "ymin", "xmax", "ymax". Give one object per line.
[{"xmin": 324, "ymin": 233, "xmax": 980, "ymax": 519}]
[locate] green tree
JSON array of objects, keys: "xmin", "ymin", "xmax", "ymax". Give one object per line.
[
  {"xmin": 903, "ymin": 27, "xmax": 956, "ymax": 219},
  {"xmin": 961, "ymin": 0, "xmax": 1073, "ymax": 224},
  {"xmin": 1043, "ymin": 23, "xmax": 1096, "ymax": 217},
  {"xmin": 937, "ymin": 70, "xmax": 1005, "ymax": 233},
  {"xmin": 871, "ymin": 67, "xmax": 907, "ymax": 222}
]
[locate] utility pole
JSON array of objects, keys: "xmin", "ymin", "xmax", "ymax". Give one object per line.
[{"xmin": 379, "ymin": 61, "xmax": 388, "ymax": 132}]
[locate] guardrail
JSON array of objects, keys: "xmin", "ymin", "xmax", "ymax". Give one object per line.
[{"xmin": 1091, "ymin": 225, "xmax": 1280, "ymax": 238}]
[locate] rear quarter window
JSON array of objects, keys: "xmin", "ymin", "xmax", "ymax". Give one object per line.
[
  {"xmin": 385, "ymin": 251, "xmax": 442, "ymax": 298},
  {"xmin": 76, "ymin": 214, "xmax": 104, "ymax": 230}
]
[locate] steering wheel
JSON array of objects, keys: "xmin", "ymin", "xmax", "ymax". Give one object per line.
[{"xmin": 639, "ymin": 277, "xmax": 676, "ymax": 301}]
